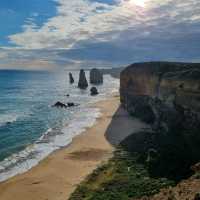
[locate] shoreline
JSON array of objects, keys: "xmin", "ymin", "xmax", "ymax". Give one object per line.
[
  {"xmin": 0, "ymin": 102, "xmax": 101, "ymax": 183},
  {"xmin": 0, "ymin": 94, "xmax": 148, "ymax": 200}
]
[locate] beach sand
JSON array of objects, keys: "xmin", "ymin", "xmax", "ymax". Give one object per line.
[{"xmin": 0, "ymin": 94, "xmax": 147, "ymax": 200}]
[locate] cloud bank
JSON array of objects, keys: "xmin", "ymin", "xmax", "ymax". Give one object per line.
[{"xmin": 0, "ymin": 0, "xmax": 200, "ymax": 69}]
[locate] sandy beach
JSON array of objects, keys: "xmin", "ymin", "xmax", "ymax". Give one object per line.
[{"xmin": 0, "ymin": 94, "xmax": 147, "ymax": 200}]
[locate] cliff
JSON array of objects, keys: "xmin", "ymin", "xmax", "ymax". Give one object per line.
[
  {"xmin": 101, "ymin": 67, "xmax": 124, "ymax": 79},
  {"xmin": 120, "ymin": 61, "xmax": 200, "ymax": 179},
  {"xmin": 120, "ymin": 62, "xmax": 200, "ymax": 125}
]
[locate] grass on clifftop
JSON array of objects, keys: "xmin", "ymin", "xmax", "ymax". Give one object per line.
[{"xmin": 69, "ymin": 147, "xmax": 175, "ymax": 200}]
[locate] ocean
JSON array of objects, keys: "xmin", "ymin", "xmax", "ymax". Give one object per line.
[{"xmin": 0, "ymin": 69, "xmax": 119, "ymax": 182}]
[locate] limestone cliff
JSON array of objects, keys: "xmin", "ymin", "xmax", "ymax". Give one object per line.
[
  {"xmin": 120, "ymin": 62, "xmax": 200, "ymax": 126},
  {"xmin": 90, "ymin": 68, "xmax": 103, "ymax": 84},
  {"xmin": 78, "ymin": 69, "xmax": 88, "ymax": 89},
  {"xmin": 120, "ymin": 62, "xmax": 200, "ymax": 179}
]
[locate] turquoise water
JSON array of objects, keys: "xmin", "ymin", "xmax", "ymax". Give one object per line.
[{"xmin": 0, "ymin": 69, "xmax": 119, "ymax": 181}]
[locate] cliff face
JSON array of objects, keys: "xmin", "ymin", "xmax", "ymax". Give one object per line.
[
  {"xmin": 160, "ymin": 69, "xmax": 200, "ymax": 112},
  {"xmin": 120, "ymin": 62, "xmax": 200, "ymax": 179},
  {"xmin": 120, "ymin": 62, "xmax": 200, "ymax": 127},
  {"xmin": 90, "ymin": 68, "xmax": 103, "ymax": 84}
]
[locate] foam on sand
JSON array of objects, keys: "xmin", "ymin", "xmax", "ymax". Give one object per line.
[{"xmin": 0, "ymin": 106, "xmax": 101, "ymax": 182}]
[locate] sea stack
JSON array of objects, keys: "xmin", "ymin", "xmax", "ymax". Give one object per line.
[
  {"xmin": 69, "ymin": 72, "xmax": 74, "ymax": 84},
  {"xmin": 78, "ymin": 69, "xmax": 88, "ymax": 89},
  {"xmin": 90, "ymin": 87, "xmax": 99, "ymax": 96},
  {"xmin": 90, "ymin": 68, "xmax": 103, "ymax": 84}
]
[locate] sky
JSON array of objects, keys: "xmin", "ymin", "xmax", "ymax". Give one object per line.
[{"xmin": 0, "ymin": 0, "xmax": 200, "ymax": 70}]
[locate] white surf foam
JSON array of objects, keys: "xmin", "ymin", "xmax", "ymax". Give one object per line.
[
  {"xmin": 0, "ymin": 114, "xmax": 19, "ymax": 127},
  {"xmin": 0, "ymin": 74, "xmax": 119, "ymax": 183},
  {"xmin": 0, "ymin": 107, "xmax": 101, "ymax": 182}
]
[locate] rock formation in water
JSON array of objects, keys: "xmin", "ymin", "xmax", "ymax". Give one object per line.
[
  {"xmin": 67, "ymin": 102, "xmax": 77, "ymax": 107},
  {"xmin": 53, "ymin": 101, "xmax": 68, "ymax": 108},
  {"xmin": 90, "ymin": 87, "xmax": 99, "ymax": 96},
  {"xmin": 69, "ymin": 72, "xmax": 74, "ymax": 84},
  {"xmin": 53, "ymin": 101, "xmax": 78, "ymax": 108},
  {"xmin": 78, "ymin": 69, "xmax": 88, "ymax": 89},
  {"xmin": 90, "ymin": 68, "xmax": 103, "ymax": 84}
]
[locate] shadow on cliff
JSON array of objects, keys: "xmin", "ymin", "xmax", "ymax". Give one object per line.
[
  {"xmin": 105, "ymin": 105, "xmax": 200, "ymax": 182},
  {"xmin": 105, "ymin": 104, "xmax": 149, "ymax": 146},
  {"xmin": 120, "ymin": 127, "xmax": 200, "ymax": 182}
]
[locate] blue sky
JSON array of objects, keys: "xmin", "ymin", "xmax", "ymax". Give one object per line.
[
  {"xmin": 0, "ymin": 0, "xmax": 57, "ymax": 46},
  {"xmin": 0, "ymin": 0, "xmax": 200, "ymax": 70}
]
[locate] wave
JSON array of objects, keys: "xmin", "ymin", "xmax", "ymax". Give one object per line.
[
  {"xmin": 0, "ymin": 74, "xmax": 119, "ymax": 182},
  {"xmin": 0, "ymin": 107, "xmax": 101, "ymax": 182},
  {"xmin": 0, "ymin": 114, "xmax": 19, "ymax": 127}
]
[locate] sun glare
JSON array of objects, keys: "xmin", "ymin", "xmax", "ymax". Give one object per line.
[{"xmin": 130, "ymin": 0, "xmax": 148, "ymax": 7}]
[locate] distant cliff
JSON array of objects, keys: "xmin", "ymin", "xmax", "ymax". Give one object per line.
[
  {"xmin": 101, "ymin": 67, "xmax": 124, "ymax": 79},
  {"xmin": 120, "ymin": 61, "xmax": 200, "ymax": 179}
]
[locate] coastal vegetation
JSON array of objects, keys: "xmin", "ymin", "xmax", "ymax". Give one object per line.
[{"xmin": 69, "ymin": 144, "xmax": 175, "ymax": 200}]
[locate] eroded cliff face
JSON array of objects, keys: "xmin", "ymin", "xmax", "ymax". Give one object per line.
[
  {"xmin": 120, "ymin": 62, "xmax": 200, "ymax": 127},
  {"xmin": 160, "ymin": 69, "xmax": 200, "ymax": 112},
  {"xmin": 120, "ymin": 62, "xmax": 200, "ymax": 179},
  {"xmin": 90, "ymin": 68, "xmax": 103, "ymax": 84}
]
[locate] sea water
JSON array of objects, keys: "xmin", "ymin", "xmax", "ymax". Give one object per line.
[{"xmin": 0, "ymin": 69, "xmax": 119, "ymax": 182}]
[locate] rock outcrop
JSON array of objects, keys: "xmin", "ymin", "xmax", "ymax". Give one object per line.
[
  {"xmin": 67, "ymin": 102, "xmax": 80, "ymax": 107},
  {"xmin": 90, "ymin": 68, "xmax": 103, "ymax": 84},
  {"xmin": 69, "ymin": 72, "xmax": 74, "ymax": 84},
  {"xmin": 78, "ymin": 69, "xmax": 88, "ymax": 89},
  {"xmin": 53, "ymin": 101, "xmax": 78, "ymax": 108},
  {"xmin": 53, "ymin": 101, "xmax": 68, "ymax": 108},
  {"xmin": 90, "ymin": 87, "xmax": 99, "ymax": 96}
]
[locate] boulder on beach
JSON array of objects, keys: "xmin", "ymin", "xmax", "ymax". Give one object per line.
[
  {"xmin": 90, "ymin": 87, "xmax": 99, "ymax": 96},
  {"xmin": 90, "ymin": 68, "xmax": 103, "ymax": 84},
  {"xmin": 69, "ymin": 72, "xmax": 74, "ymax": 84},
  {"xmin": 78, "ymin": 69, "xmax": 88, "ymax": 89}
]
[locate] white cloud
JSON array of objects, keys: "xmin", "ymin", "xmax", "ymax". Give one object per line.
[
  {"xmin": 8, "ymin": 0, "xmax": 116, "ymax": 49},
  {"xmin": 1, "ymin": 0, "xmax": 200, "ymax": 69},
  {"xmin": 7, "ymin": 0, "xmax": 163, "ymax": 49},
  {"xmin": 7, "ymin": 0, "xmax": 200, "ymax": 50}
]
